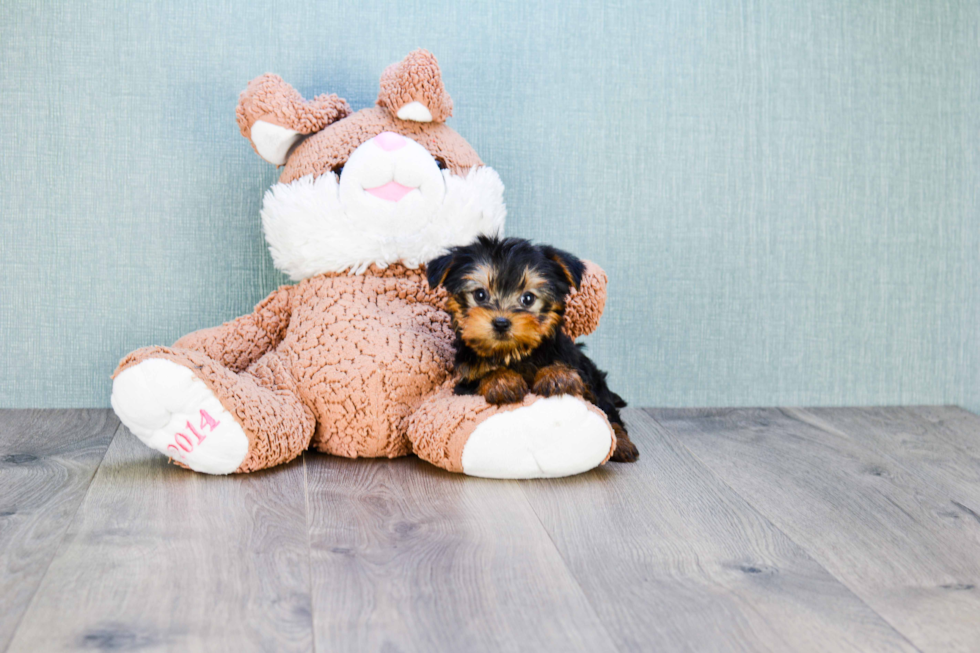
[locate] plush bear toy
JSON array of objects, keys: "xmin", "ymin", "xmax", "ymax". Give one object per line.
[{"xmin": 111, "ymin": 50, "xmax": 617, "ymax": 478}]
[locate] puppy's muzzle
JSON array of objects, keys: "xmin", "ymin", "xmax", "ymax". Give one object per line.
[{"xmin": 492, "ymin": 317, "xmax": 511, "ymax": 334}]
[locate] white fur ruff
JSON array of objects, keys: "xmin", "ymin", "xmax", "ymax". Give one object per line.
[{"xmin": 261, "ymin": 166, "xmax": 507, "ymax": 279}]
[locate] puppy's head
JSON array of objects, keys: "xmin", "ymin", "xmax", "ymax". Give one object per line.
[{"xmin": 427, "ymin": 236, "xmax": 584, "ymax": 359}]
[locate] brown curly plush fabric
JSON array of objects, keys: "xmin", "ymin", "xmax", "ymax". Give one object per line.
[
  {"xmin": 407, "ymin": 386, "xmax": 617, "ymax": 473},
  {"xmin": 235, "ymin": 51, "xmax": 476, "ymax": 184},
  {"xmin": 115, "ymin": 51, "xmax": 614, "ymax": 476},
  {"xmin": 279, "ymin": 107, "xmax": 482, "ymax": 183},
  {"xmin": 406, "ymin": 387, "xmax": 527, "ymax": 473},
  {"xmin": 235, "ymin": 73, "xmax": 351, "ymax": 140},
  {"xmin": 565, "ymin": 261, "xmax": 608, "ymax": 339},
  {"xmin": 377, "ymin": 48, "xmax": 453, "ymax": 122},
  {"xmin": 114, "ymin": 346, "xmax": 316, "ymax": 473},
  {"xmin": 114, "ymin": 264, "xmax": 608, "ymax": 473}
]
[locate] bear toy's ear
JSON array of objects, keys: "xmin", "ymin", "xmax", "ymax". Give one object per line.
[
  {"xmin": 236, "ymin": 73, "xmax": 351, "ymax": 165},
  {"xmin": 377, "ymin": 49, "xmax": 453, "ymax": 123}
]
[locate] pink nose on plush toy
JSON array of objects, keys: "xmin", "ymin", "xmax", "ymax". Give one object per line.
[{"xmin": 374, "ymin": 131, "xmax": 407, "ymax": 152}]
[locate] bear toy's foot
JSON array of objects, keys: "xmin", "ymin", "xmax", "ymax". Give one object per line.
[
  {"xmin": 111, "ymin": 359, "xmax": 249, "ymax": 475},
  {"xmin": 461, "ymin": 395, "xmax": 613, "ymax": 479}
]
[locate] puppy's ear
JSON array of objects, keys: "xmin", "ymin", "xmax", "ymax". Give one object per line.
[
  {"xmin": 542, "ymin": 246, "xmax": 585, "ymax": 290},
  {"xmin": 426, "ymin": 252, "xmax": 456, "ymax": 289}
]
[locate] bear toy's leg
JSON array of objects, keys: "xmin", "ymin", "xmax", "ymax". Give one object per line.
[
  {"xmin": 111, "ymin": 346, "xmax": 315, "ymax": 475},
  {"xmin": 407, "ymin": 386, "xmax": 616, "ymax": 479}
]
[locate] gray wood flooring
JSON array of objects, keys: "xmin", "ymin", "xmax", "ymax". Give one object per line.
[{"xmin": 1, "ymin": 406, "xmax": 978, "ymax": 652}]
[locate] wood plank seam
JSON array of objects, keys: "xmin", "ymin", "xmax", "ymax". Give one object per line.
[
  {"xmin": 787, "ymin": 407, "xmax": 980, "ymax": 515},
  {"xmin": 2, "ymin": 420, "xmax": 121, "ymax": 653},
  {"xmin": 777, "ymin": 406, "xmax": 980, "ymax": 651},
  {"xmin": 641, "ymin": 408, "xmax": 928, "ymax": 653},
  {"xmin": 8, "ymin": 422, "xmax": 316, "ymax": 651},
  {"xmin": 516, "ymin": 483, "xmax": 626, "ymax": 653},
  {"xmin": 304, "ymin": 452, "xmax": 620, "ymax": 652},
  {"xmin": 907, "ymin": 407, "xmax": 980, "ymax": 468},
  {"xmin": 302, "ymin": 454, "xmax": 320, "ymax": 653},
  {"xmin": 520, "ymin": 409, "xmax": 924, "ymax": 652}
]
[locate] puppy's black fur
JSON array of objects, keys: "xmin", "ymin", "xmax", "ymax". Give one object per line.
[{"xmin": 427, "ymin": 235, "xmax": 638, "ymax": 462}]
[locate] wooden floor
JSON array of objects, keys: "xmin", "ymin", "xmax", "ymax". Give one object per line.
[{"xmin": 1, "ymin": 407, "xmax": 979, "ymax": 652}]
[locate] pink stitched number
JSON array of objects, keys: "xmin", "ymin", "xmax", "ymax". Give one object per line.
[
  {"xmin": 200, "ymin": 409, "xmax": 220, "ymax": 431},
  {"xmin": 174, "ymin": 432, "xmax": 194, "ymax": 453},
  {"xmin": 187, "ymin": 421, "xmax": 205, "ymax": 445},
  {"xmin": 167, "ymin": 410, "xmax": 221, "ymax": 458}
]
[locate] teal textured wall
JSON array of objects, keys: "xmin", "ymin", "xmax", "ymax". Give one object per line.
[{"xmin": 1, "ymin": 1, "xmax": 977, "ymax": 411}]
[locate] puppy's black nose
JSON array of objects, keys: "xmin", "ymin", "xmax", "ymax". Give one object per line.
[{"xmin": 492, "ymin": 317, "xmax": 512, "ymax": 332}]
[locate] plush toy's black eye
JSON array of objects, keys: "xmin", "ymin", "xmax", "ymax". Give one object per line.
[
  {"xmin": 473, "ymin": 288, "xmax": 488, "ymax": 303},
  {"xmin": 520, "ymin": 292, "xmax": 536, "ymax": 307}
]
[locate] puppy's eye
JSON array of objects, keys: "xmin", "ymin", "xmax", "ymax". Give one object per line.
[
  {"xmin": 473, "ymin": 288, "xmax": 488, "ymax": 303},
  {"xmin": 332, "ymin": 164, "xmax": 344, "ymax": 178},
  {"xmin": 520, "ymin": 292, "xmax": 536, "ymax": 307}
]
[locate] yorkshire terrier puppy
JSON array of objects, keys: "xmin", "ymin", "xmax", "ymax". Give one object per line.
[{"xmin": 426, "ymin": 236, "xmax": 638, "ymax": 462}]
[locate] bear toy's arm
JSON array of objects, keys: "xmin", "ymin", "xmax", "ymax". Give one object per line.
[
  {"xmin": 562, "ymin": 260, "xmax": 608, "ymax": 340},
  {"xmin": 172, "ymin": 285, "xmax": 294, "ymax": 373}
]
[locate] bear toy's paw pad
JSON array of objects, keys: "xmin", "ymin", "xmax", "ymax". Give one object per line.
[
  {"xmin": 111, "ymin": 359, "xmax": 248, "ymax": 475},
  {"xmin": 461, "ymin": 396, "xmax": 613, "ymax": 479}
]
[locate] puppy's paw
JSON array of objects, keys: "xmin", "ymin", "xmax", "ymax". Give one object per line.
[
  {"xmin": 532, "ymin": 364, "xmax": 586, "ymax": 398},
  {"xmin": 453, "ymin": 379, "xmax": 479, "ymax": 395},
  {"xmin": 609, "ymin": 423, "xmax": 639, "ymax": 462},
  {"xmin": 479, "ymin": 369, "xmax": 529, "ymax": 405}
]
